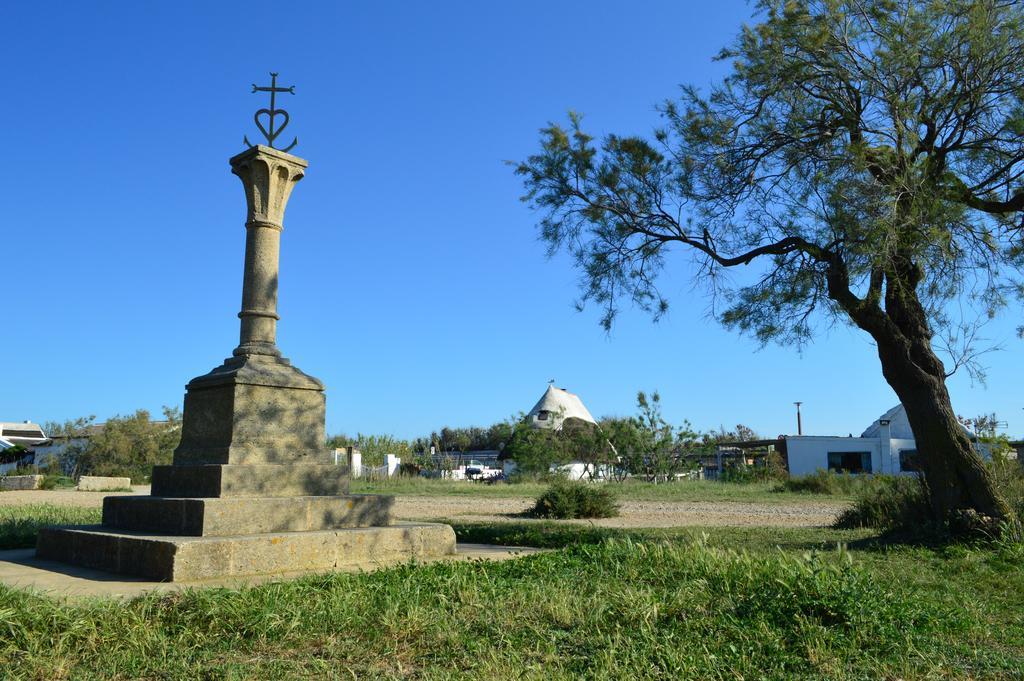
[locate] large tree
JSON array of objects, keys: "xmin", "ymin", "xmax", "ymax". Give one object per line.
[{"xmin": 517, "ymin": 0, "xmax": 1024, "ymax": 522}]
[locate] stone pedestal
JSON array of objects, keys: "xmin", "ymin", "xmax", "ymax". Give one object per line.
[{"xmin": 37, "ymin": 145, "xmax": 455, "ymax": 580}]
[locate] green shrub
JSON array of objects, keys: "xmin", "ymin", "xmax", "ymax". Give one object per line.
[
  {"xmin": 835, "ymin": 463, "xmax": 1024, "ymax": 540},
  {"xmin": 833, "ymin": 476, "xmax": 929, "ymax": 531},
  {"xmin": 530, "ymin": 478, "xmax": 619, "ymax": 519},
  {"xmin": 38, "ymin": 475, "xmax": 75, "ymax": 490},
  {"xmin": 720, "ymin": 451, "xmax": 788, "ymax": 484},
  {"xmin": 989, "ymin": 459, "xmax": 1024, "ymax": 519},
  {"xmin": 778, "ymin": 469, "xmax": 874, "ymax": 495}
]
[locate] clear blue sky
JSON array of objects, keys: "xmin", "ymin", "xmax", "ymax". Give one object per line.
[{"xmin": 3, "ymin": 1, "xmax": 1022, "ymax": 440}]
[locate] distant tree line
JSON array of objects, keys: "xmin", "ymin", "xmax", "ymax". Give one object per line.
[
  {"xmin": 41, "ymin": 408, "xmax": 181, "ymax": 482},
  {"xmin": 325, "ymin": 391, "xmax": 765, "ymax": 479},
  {"xmin": 29, "ymin": 394, "xmax": 767, "ymax": 481}
]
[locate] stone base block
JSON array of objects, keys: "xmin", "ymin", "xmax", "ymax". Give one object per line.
[
  {"xmin": 77, "ymin": 476, "xmax": 132, "ymax": 491},
  {"xmin": 151, "ymin": 464, "xmax": 350, "ymax": 498},
  {"xmin": 0, "ymin": 475, "xmax": 42, "ymax": 491},
  {"xmin": 36, "ymin": 523, "xmax": 456, "ymax": 581},
  {"xmin": 102, "ymin": 494, "xmax": 393, "ymax": 536},
  {"xmin": 173, "ymin": 354, "xmax": 327, "ymax": 466}
]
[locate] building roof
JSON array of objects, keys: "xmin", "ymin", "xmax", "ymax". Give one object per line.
[
  {"xmin": 0, "ymin": 422, "xmax": 47, "ymax": 448},
  {"xmin": 860, "ymin": 404, "xmax": 974, "ymax": 440},
  {"xmin": 527, "ymin": 385, "xmax": 597, "ymax": 428}
]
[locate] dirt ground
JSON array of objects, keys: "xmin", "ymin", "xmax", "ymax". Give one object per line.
[
  {"xmin": 0, "ymin": 486, "xmax": 846, "ymax": 528},
  {"xmin": 395, "ymin": 497, "xmax": 846, "ymax": 528},
  {"xmin": 0, "ymin": 487, "xmax": 151, "ymax": 508}
]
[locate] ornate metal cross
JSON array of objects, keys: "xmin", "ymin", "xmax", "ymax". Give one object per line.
[{"xmin": 244, "ymin": 72, "xmax": 298, "ymax": 152}]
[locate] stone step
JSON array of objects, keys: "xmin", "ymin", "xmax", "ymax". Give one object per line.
[
  {"xmin": 102, "ymin": 494, "xmax": 392, "ymax": 536},
  {"xmin": 151, "ymin": 463, "xmax": 350, "ymax": 498},
  {"xmin": 36, "ymin": 522, "xmax": 457, "ymax": 581}
]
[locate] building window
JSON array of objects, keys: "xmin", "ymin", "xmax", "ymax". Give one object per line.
[
  {"xmin": 899, "ymin": 449, "xmax": 920, "ymax": 472},
  {"xmin": 827, "ymin": 451, "xmax": 872, "ymax": 474},
  {"xmin": 536, "ymin": 411, "xmax": 549, "ymax": 421}
]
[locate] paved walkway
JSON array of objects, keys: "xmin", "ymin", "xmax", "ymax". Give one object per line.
[{"xmin": 0, "ymin": 543, "xmax": 545, "ymax": 600}]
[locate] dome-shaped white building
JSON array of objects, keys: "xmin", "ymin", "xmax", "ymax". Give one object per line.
[{"xmin": 526, "ymin": 385, "xmax": 597, "ymax": 430}]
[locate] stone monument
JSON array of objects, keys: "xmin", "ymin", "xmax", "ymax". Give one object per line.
[{"xmin": 37, "ymin": 74, "xmax": 456, "ymax": 581}]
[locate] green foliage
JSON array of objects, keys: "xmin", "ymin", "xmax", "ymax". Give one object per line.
[
  {"xmin": 73, "ymin": 408, "xmax": 180, "ymax": 482},
  {"xmin": 325, "ymin": 433, "xmax": 411, "ymax": 467},
  {"xmin": 836, "ymin": 462, "xmax": 1024, "ymax": 537},
  {"xmin": 0, "ymin": 444, "xmax": 30, "ymax": 465},
  {"xmin": 37, "ymin": 474, "xmax": 75, "ymax": 490},
  {"xmin": 411, "ymin": 422, "xmax": 515, "ymax": 455},
  {"xmin": 2, "ymin": 505, "xmax": 1022, "ymax": 677},
  {"xmin": 2, "ymin": 530, "xmax": 1014, "ymax": 678},
  {"xmin": 779, "ymin": 469, "xmax": 880, "ymax": 495},
  {"xmin": 0, "ymin": 504, "xmax": 101, "ymax": 550},
  {"xmin": 3, "ymin": 460, "xmax": 70, "ymax": 488},
  {"xmin": 720, "ymin": 453, "xmax": 787, "ymax": 484},
  {"xmin": 516, "ymin": 0, "xmax": 1024, "ymax": 520},
  {"xmin": 960, "ymin": 412, "xmax": 1017, "ymax": 462},
  {"xmin": 5, "ymin": 463, "xmax": 41, "ymax": 477},
  {"xmin": 41, "ymin": 414, "xmax": 96, "ymax": 474},
  {"xmin": 517, "ymin": 1, "xmax": 1024, "ymax": 341},
  {"xmin": 834, "ymin": 476, "xmax": 931, "ymax": 532},
  {"xmin": 989, "ymin": 459, "xmax": 1024, "ymax": 519},
  {"xmin": 608, "ymin": 391, "xmax": 688, "ymax": 482},
  {"xmin": 529, "ymin": 478, "xmax": 619, "ymax": 518},
  {"xmin": 502, "ymin": 416, "xmax": 615, "ymax": 477}
]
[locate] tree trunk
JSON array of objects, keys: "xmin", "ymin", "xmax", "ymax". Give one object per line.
[
  {"xmin": 873, "ymin": 328, "xmax": 1012, "ymax": 522},
  {"xmin": 827, "ymin": 254, "xmax": 1013, "ymax": 524}
]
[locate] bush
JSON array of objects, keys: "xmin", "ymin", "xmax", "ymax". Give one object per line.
[
  {"xmin": 38, "ymin": 474, "xmax": 75, "ymax": 490},
  {"xmin": 397, "ymin": 462, "xmax": 422, "ymax": 477},
  {"xmin": 73, "ymin": 408, "xmax": 181, "ymax": 482},
  {"xmin": 529, "ymin": 478, "xmax": 619, "ymax": 519},
  {"xmin": 835, "ymin": 463, "xmax": 1024, "ymax": 540},
  {"xmin": 720, "ymin": 456, "xmax": 787, "ymax": 484},
  {"xmin": 989, "ymin": 459, "xmax": 1024, "ymax": 518},
  {"xmin": 833, "ymin": 476, "xmax": 929, "ymax": 531},
  {"xmin": 778, "ymin": 469, "xmax": 872, "ymax": 495}
]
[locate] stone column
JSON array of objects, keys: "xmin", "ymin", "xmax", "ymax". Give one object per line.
[
  {"xmin": 163, "ymin": 144, "xmax": 325, "ymax": 469},
  {"xmin": 230, "ymin": 145, "xmax": 308, "ymax": 358}
]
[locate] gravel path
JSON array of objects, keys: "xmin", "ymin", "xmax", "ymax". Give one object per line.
[
  {"xmin": 1, "ymin": 487, "xmax": 846, "ymax": 528},
  {"xmin": 393, "ymin": 496, "xmax": 845, "ymax": 528},
  {"xmin": 0, "ymin": 486, "xmax": 151, "ymax": 508}
]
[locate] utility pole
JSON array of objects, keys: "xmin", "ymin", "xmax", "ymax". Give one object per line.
[{"xmin": 794, "ymin": 402, "xmax": 803, "ymax": 436}]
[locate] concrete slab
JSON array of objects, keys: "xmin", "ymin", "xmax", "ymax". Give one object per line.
[
  {"xmin": 77, "ymin": 476, "xmax": 131, "ymax": 492},
  {"xmin": 0, "ymin": 543, "xmax": 545, "ymax": 600},
  {"xmin": 37, "ymin": 522, "xmax": 457, "ymax": 581},
  {"xmin": 102, "ymin": 494, "xmax": 394, "ymax": 536}
]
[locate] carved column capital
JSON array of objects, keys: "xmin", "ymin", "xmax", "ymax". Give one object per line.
[{"xmin": 229, "ymin": 145, "xmax": 308, "ymax": 229}]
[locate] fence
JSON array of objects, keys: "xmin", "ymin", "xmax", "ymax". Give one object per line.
[{"xmin": 357, "ymin": 464, "xmax": 390, "ymax": 480}]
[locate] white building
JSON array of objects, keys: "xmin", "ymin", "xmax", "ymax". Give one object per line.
[
  {"xmin": 784, "ymin": 404, "xmax": 978, "ymax": 476},
  {"xmin": 527, "ymin": 384, "xmax": 598, "ymax": 430},
  {"xmin": 504, "ymin": 385, "xmax": 612, "ymax": 481},
  {"xmin": 0, "ymin": 421, "xmax": 49, "ymax": 475}
]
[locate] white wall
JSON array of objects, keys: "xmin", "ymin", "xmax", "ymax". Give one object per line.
[
  {"xmin": 551, "ymin": 461, "xmax": 614, "ymax": 481},
  {"xmin": 786, "ymin": 435, "xmax": 924, "ymax": 476},
  {"xmin": 786, "ymin": 437, "xmax": 878, "ymax": 476}
]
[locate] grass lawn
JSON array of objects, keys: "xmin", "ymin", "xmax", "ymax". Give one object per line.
[
  {"xmin": 351, "ymin": 477, "xmax": 848, "ymax": 504},
  {"xmin": 1, "ymin": 506, "xmax": 1022, "ymax": 678},
  {"xmin": 0, "ymin": 504, "xmax": 102, "ymax": 550}
]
